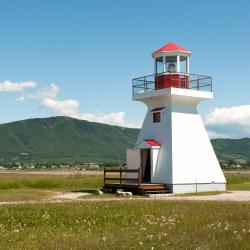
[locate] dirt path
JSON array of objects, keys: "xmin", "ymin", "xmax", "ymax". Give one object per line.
[
  {"xmin": 160, "ymin": 191, "xmax": 250, "ymax": 202},
  {"xmin": 52, "ymin": 191, "xmax": 250, "ymax": 202},
  {"xmin": 53, "ymin": 192, "xmax": 92, "ymax": 200},
  {"xmin": 1, "ymin": 191, "xmax": 250, "ymax": 205}
]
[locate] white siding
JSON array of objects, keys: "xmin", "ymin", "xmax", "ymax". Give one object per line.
[
  {"xmin": 126, "ymin": 149, "xmax": 141, "ymax": 170},
  {"xmin": 132, "ymin": 87, "xmax": 226, "ymax": 192},
  {"xmin": 171, "ymin": 110, "xmax": 226, "ymax": 184},
  {"xmin": 135, "ymin": 100, "xmax": 172, "ymax": 184},
  {"xmin": 126, "ymin": 149, "xmax": 141, "ymax": 179}
]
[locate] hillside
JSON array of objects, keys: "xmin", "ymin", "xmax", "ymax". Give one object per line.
[
  {"xmin": 211, "ymin": 138, "xmax": 250, "ymax": 162},
  {"xmin": 0, "ymin": 116, "xmax": 249, "ymax": 165},
  {"xmin": 0, "ymin": 116, "xmax": 139, "ymax": 163}
]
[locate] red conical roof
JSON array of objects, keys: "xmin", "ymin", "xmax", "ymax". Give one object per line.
[{"xmin": 153, "ymin": 42, "xmax": 191, "ymax": 55}]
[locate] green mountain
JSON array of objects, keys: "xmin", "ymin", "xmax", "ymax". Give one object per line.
[
  {"xmin": 0, "ymin": 116, "xmax": 249, "ymax": 165},
  {"xmin": 0, "ymin": 116, "xmax": 139, "ymax": 163},
  {"xmin": 211, "ymin": 138, "xmax": 250, "ymax": 163}
]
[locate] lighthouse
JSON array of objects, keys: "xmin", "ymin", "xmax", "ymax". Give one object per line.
[{"xmin": 127, "ymin": 42, "xmax": 226, "ymax": 194}]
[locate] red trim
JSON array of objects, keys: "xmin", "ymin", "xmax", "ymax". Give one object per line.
[
  {"xmin": 144, "ymin": 140, "xmax": 161, "ymax": 147},
  {"xmin": 155, "ymin": 74, "xmax": 189, "ymax": 89},
  {"xmin": 153, "ymin": 42, "xmax": 190, "ymax": 55}
]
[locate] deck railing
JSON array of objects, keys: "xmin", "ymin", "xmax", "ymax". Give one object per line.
[
  {"xmin": 104, "ymin": 168, "xmax": 141, "ymax": 188},
  {"xmin": 132, "ymin": 72, "xmax": 212, "ymax": 95}
]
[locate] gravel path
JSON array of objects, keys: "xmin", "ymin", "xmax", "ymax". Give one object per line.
[
  {"xmin": 1, "ymin": 191, "xmax": 250, "ymax": 205},
  {"xmin": 53, "ymin": 192, "xmax": 92, "ymax": 200},
  {"xmin": 160, "ymin": 191, "xmax": 250, "ymax": 202},
  {"xmin": 34, "ymin": 190, "xmax": 250, "ymax": 203}
]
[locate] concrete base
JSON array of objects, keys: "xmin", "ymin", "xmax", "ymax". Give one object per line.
[{"xmin": 170, "ymin": 183, "xmax": 226, "ymax": 194}]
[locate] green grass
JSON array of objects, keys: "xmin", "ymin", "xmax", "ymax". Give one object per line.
[
  {"xmin": 0, "ymin": 201, "xmax": 250, "ymax": 249},
  {"xmin": 0, "ymin": 171, "xmax": 250, "ymax": 249},
  {"xmin": 225, "ymin": 171, "xmax": 250, "ymax": 191},
  {"xmin": 1, "ymin": 170, "xmax": 250, "ymax": 203},
  {"xmin": 0, "ymin": 173, "xmax": 103, "ymax": 190},
  {"xmin": 0, "ymin": 189, "xmax": 52, "ymax": 202},
  {"xmin": 79, "ymin": 193, "xmax": 117, "ymax": 199},
  {"xmin": 227, "ymin": 183, "xmax": 250, "ymax": 191},
  {"xmin": 0, "ymin": 172, "xmax": 103, "ymax": 202},
  {"xmin": 175, "ymin": 191, "xmax": 226, "ymax": 197}
]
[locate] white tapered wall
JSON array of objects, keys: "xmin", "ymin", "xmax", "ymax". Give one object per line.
[
  {"xmin": 171, "ymin": 96, "xmax": 226, "ymax": 186},
  {"xmin": 134, "ymin": 88, "xmax": 226, "ymax": 193},
  {"xmin": 135, "ymin": 96, "xmax": 173, "ymax": 184}
]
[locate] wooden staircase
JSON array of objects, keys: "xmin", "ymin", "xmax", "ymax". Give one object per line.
[
  {"xmin": 139, "ymin": 183, "xmax": 171, "ymax": 194},
  {"xmin": 103, "ymin": 168, "xmax": 171, "ymax": 194}
]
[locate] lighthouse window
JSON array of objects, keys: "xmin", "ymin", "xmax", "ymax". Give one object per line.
[
  {"xmin": 155, "ymin": 57, "xmax": 163, "ymax": 74},
  {"xmin": 153, "ymin": 112, "xmax": 161, "ymax": 123},
  {"xmin": 180, "ymin": 56, "xmax": 187, "ymax": 73},
  {"xmin": 165, "ymin": 56, "xmax": 177, "ymax": 73}
]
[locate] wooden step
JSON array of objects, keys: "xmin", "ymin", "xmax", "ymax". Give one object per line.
[
  {"xmin": 104, "ymin": 182, "xmax": 171, "ymax": 194},
  {"xmin": 139, "ymin": 184, "xmax": 168, "ymax": 191},
  {"xmin": 144, "ymin": 189, "xmax": 171, "ymax": 194}
]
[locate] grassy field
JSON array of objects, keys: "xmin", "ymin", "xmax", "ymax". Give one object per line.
[
  {"xmin": 0, "ymin": 189, "xmax": 53, "ymax": 202},
  {"xmin": 0, "ymin": 171, "xmax": 249, "ymax": 249},
  {"xmin": 224, "ymin": 171, "xmax": 250, "ymax": 191},
  {"xmin": 0, "ymin": 170, "xmax": 249, "ymax": 202},
  {"xmin": 0, "ymin": 200, "xmax": 250, "ymax": 250},
  {"xmin": 0, "ymin": 172, "xmax": 102, "ymax": 190},
  {"xmin": 0, "ymin": 172, "xmax": 103, "ymax": 202}
]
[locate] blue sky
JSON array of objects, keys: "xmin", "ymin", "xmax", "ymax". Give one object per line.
[{"xmin": 0, "ymin": 0, "xmax": 249, "ymax": 138}]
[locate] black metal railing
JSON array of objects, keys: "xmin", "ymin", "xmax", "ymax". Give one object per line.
[{"xmin": 132, "ymin": 72, "xmax": 212, "ymax": 95}]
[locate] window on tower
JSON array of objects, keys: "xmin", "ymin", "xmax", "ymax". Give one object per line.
[
  {"xmin": 155, "ymin": 57, "xmax": 163, "ymax": 74},
  {"xmin": 180, "ymin": 56, "xmax": 187, "ymax": 73},
  {"xmin": 151, "ymin": 107, "xmax": 164, "ymax": 123},
  {"xmin": 153, "ymin": 112, "xmax": 161, "ymax": 123},
  {"xmin": 165, "ymin": 56, "xmax": 177, "ymax": 73}
]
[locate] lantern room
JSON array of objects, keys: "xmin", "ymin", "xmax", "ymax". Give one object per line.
[{"xmin": 152, "ymin": 42, "xmax": 191, "ymax": 89}]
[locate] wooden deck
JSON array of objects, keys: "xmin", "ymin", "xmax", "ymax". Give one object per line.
[{"xmin": 103, "ymin": 168, "xmax": 170, "ymax": 194}]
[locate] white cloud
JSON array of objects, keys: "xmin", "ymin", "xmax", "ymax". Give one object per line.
[
  {"xmin": 0, "ymin": 81, "xmax": 37, "ymax": 92},
  {"xmin": 204, "ymin": 105, "xmax": 250, "ymax": 138},
  {"xmin": 11, "ymin": 81, "xmax": 249, "ymax": 132},
  {"xmin": 17, "ymin": 83, "xmax": 140, "ymax": 128},
  {"xmin": 77, "ymin": 111, "xmax": 141, "ymax": 127},
  {"xmin": 17, "ymin": 83, "xmax": 59, "ymax": 101},
  {"xmin": 41, "ymin": 98, "xmax": 79, "ymax": 117},
  {"xmin": 35, "ymin": 83, "xmax": 59, "ymax": 99}
]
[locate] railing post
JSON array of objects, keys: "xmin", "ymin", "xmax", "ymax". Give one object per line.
[
  {"xmin": 138, "ymin": 167, "xmax": 141, "ymax": 187},
  {"xmin": 120, "ymin": 167, "xmax": 122, "ymax": 188},
  {"xmin": 144, "ymin": 76, "xmax": 146, "ymax": 92},
  {"xmin": 104, "ymin": 167, "xmax": 106, "ymax": 188},
  {"xmin": 197, "ymin": 75, "xmax": 200, "ymax": 90}
]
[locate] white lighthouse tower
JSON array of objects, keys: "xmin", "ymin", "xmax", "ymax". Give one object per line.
[{"xmin": 127, "ymin": 42, "xmax": 226, "ymax": 194}]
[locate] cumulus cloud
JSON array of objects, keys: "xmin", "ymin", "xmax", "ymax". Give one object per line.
[
  {"xmin": 0, "ymin": 81, "xmax": 37, "ymax": 92},
  {"xmin": 17, "ymin": 83, "xmax": 140, "ymax": 128},
  {"xmin": 17, "ymin": 83, "xmax": 59, "ymax": 101},
  {"xmin": 10, "ymin": 81, "xmax": 249, "ymax": 132},
  {"xmin": 34, "ymin": 83, "xmax": 59, "ymax": 99},
  {"xmin": 41, "ymin": 98, "xmax": 79, "ymax": 117},
  {"xmin": 204, "ymin": 105, "xmax": 250, "ymax": 138},
  {"xmin": 78, "ymin": 111, "xmax": 141, "ymax": 127}
]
